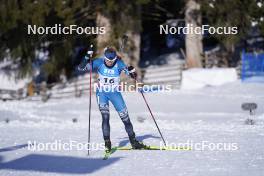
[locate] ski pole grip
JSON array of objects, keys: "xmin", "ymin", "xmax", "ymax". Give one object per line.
[{"xmin": 88, "ymin": 44, "xmax": 94, "ymax": 58}]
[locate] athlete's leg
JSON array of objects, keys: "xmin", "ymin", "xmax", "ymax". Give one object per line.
[
  {"xmin": 109, "ymin": 91, "xmax": 147, "ymax": 149},
  {"xmin": 109, "ymin": 91, "xmax": 135, "ymax": 137},
  {"xmin": 96, "ymin": 91, "xmax": 110, "ymax": 141}
]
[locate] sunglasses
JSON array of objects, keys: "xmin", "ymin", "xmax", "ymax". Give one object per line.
[{"xmin": 104, "ymin": 56, "xmax": 117, "ymax": 62}]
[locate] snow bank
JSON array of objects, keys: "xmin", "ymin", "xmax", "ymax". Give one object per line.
[
  {"xmin": 181, "ymin": 68, "xmax": 238, "ymax": 90},
  {"xmin": 0, "ymin": 72, "xmax": 29, "ymax": 90}
]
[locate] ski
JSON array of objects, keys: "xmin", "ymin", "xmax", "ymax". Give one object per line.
[
  {"xmin": 115, "ymin": 145, "xmax": 191, "ymax": 151},
  {"xmin": 103, "ymin": 147, "xmax": 118, "ymax": 160},
  {"xmin": 103, "ymin": 145, "xmax": 191, "ymax": 160}
]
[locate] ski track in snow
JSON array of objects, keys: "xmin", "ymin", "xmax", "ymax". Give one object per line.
[{"xmin": 0, "ymin": 82, "xmax": 264, "ymax": 176}]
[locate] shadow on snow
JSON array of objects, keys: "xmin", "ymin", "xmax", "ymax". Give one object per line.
[
  {"xmin": 0, "ymin": 144, "xmax": 28, "ymax": 153},
  {"xmin": 118, "ymin": 134, "xmax": 160, "ymax": 147},
  {"xmin": 0, "ymin": 153, "xmax": 121, "ymax": 174}
]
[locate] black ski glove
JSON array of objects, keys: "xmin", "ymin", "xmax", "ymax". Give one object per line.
[
  {"xmin": 78, "ymin": 50, "xmax": 93, "ymax": 71},
  {"xmin": 78, "ymin": 57, "xmax": 90, "ymax": 71},
  {"xmin": 128, "ymin": 66, "xmax": 137, "ymax": 79}
]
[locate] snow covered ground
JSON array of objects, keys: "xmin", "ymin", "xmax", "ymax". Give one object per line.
[
  {"xmin": 0, "ymin": 60, "xmax": 29, "ymax": 91},
  {"xmin": 0, "ymin": 81, "xmax": 264, "ymax": 176}
]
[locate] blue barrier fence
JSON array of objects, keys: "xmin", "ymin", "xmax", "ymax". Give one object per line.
[{"xmin": 241, "ymin": 51, "xmax": 264, "ymax": 82}]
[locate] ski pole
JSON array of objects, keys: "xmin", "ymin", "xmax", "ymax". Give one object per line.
[
  {"xmin": 140, "ymin": 92, "xmax": 167, "ymax": 146},
  {"xmin": 119, "ymin": 34, "xmax": 166, "ymax": 146},
  {"xmin": 87, "ymin": 44, "xmax": 93, "ymax": 155},
  {"xmin": 136, "ymin": 80, "xmax": 167, "ymax": 147}
]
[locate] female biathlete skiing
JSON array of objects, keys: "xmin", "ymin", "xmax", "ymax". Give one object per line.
[{"xmin": 78, "ymin": 47, "xmax": 147, "ymax": 152}]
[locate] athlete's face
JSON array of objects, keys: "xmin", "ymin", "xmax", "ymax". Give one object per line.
[{"xmin": 105, "ymin": 59, "xmax": 115, "ymax": 67}]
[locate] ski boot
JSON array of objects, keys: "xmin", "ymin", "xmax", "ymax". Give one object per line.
[
  {"xmin": 105, "ymin": 139, "xmax": 112, "ymax": 153},
  {"xmin": 129, "ymin": 136, "xmax": 149, "ymax": 149}
]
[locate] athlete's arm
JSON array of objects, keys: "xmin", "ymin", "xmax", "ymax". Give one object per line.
[
  {"xmin": 118, "ymin": 59, "xmax": 137, "ymax": 79},
  {"xmin": 118, "ymin": 59, "xmax": 130, "ymax": 74},
  {"xmin": 78, "ymin": 57, "xmax": 103, "ymax": 71}
]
